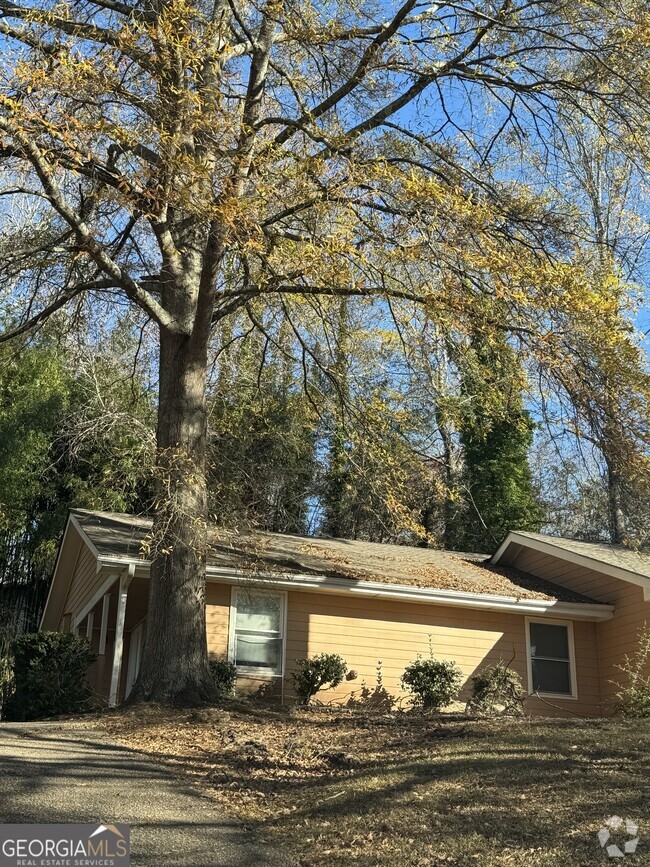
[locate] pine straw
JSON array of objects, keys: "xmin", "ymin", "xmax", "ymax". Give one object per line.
[{"xmin": 86, "ymin": 703, "xmax": 650, "ymax": 866}]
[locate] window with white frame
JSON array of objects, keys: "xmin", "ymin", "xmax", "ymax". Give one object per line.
[
  {"xmin": 527, "ymin": 619, "xmax": 576, "ymax": 697},
  {"xmin": 229, "ymin": 588, "xmax": 286, "ymax": 675}
]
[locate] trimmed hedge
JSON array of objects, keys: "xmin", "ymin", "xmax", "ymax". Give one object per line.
[
  {"xmin": 401, "ymin": 657, "xmax": 462, "ymax": 711},
  {"xmin": 292, "ymin": 653, "xmax": 348, "ymax": 704}
]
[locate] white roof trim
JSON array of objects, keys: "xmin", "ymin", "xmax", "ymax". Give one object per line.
[
  {"xmin": 39, "ymin": 518, "xmax": 74, "ymax": 629},
  {"xmin": 207, "ymin": 565, "xmax": 613, "ymax": 620},
  {"xmin": 72, "ymin": 572, "xmax": 119, "ymax": 629},
  {"xmin": 70, "ymin": 513, "xmax": 103, "ymax": 564},
  {"xmin": 93, "ymin": 554, "xmax": 613, "ymax": 621},
  {"xmin": 492, "ymin": 532, "xmax": 650, "ymax": 600},
  {"xmin": 97, "ymin": 554, "xmax": 149, "ymax": 573}
]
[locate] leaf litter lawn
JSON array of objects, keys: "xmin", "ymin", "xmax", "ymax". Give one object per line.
[{"xmin": 92, "ymin": 704, "xmax": 649, "ymax": 866}]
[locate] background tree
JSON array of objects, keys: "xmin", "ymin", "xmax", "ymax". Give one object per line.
[
  {"xmin": 320, "ymin": 299, "xmax": 353, "ymax": 539},
  {"xmin": 449, "ymin": 332, "xmax": 543, "ymax": 552},
  {"xmin": 0, "ymin": 342, "xmax": 69, "ymax": 631},
  {"xmin": 528, "ymin": 107, "xmax": 650, "ymax": 546},
  {"xmin": 208, "ymin": 318, "xmax": 316, "ymax": 533},
  {"xmin": 0, "ymin": 329, "xmax": 155, "ymax": 633}
]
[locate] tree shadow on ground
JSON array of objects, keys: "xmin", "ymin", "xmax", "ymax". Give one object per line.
[{"xmin": 109, "ymin": 711, "xmax": 650, "ymax": 866}]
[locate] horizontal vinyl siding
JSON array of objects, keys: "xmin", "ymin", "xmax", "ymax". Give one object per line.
[
  {"xmin": 203, "ymin": 580, "xmax": 603, "ymax": 716},
  {"xmin": 60, "ymin": 545, "xmax": 103, "ymax": 625},
  {"xmin": 206, "ymin": 583, "xmax": 231, "ymax": 658},
  {"xmin": 597, "ymin": 590, "xmax": 649, "ymax": 707},
  {"xmin": 287, "ymin": 590, "xmax": 602, "ymax": 716},
  {"xmin": 512, "ymin": 548, "xmax": 650, "ymax": 711}
]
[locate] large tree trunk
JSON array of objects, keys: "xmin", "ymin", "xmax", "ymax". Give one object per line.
[{"xmin": 133, "ymin": 324, "xmax": 217, "ymax": 705}]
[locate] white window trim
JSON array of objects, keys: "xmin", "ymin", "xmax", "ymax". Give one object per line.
[
  {"xmin": 228, "ymin": 586, "xmax": 287, "ymax": 677},
  {"xmin": 525, "ymin": 617, "xmax": 578, "ymax": 701}
]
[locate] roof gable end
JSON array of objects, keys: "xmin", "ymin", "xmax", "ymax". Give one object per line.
[{"xmin": 492, "ymin": 531, "xmax": 650, "ymax": 600}]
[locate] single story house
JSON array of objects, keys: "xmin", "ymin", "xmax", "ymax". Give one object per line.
[{"xmin": 40, "ymin": 510, "xmax": 650, "ymax": 716}]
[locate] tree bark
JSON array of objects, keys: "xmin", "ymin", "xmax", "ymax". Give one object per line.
[
  {"xmin": 606, "ymin": 456, "xmax": 625, "ymax": 546},
  {"xmin": 132, "ymin": 323, "xmax": 217, "ymax": 705}
]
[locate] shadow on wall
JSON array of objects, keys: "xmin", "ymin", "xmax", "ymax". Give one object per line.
[
  {"xmin": 279, "ymin": 597, "xmax": 525, "ymax": 711},
  {"xmin": 85, "ymin": 576, "xmax": 149, "ymax": 706}
]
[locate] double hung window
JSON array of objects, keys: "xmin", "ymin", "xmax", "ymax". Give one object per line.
[
  {"xmin": 527, "ymin": 619, "xmax": 576, "ymax": 698},
  {"xmin": 230, "ymin": 589, "xmax": 286, "ymax": 675}
]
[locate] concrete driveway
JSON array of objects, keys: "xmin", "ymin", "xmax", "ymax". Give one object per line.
[{"xmin": 0, "ymin": 722, "xmax": 290, "ymax": 866}]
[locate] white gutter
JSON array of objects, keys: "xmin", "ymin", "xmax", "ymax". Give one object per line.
[
  {"xmin": 97, "ymin": 555, "xmax": 150, "ymax": 576},
  {"xmin": 94, "ymin": 555, "xmax": 614, "ymax": 621}
]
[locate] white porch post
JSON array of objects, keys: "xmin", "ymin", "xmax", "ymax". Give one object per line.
[
  {"xmin": 98, "ymin": 592, "xmax": 111, "ymax": 655},
  {"xmin": 85, "ymin": 610, "xmax": 95, "ymax": 643},
  {"xmin": 109, "ymin": 564, "xmax": 135, "ymax": 708}
]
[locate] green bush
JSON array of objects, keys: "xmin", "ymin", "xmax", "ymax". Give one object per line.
[
  {"xmin": 401, "ymin": 657, "xmax": 462, "ymax": 711},
  {"xmin": 466, "ymin": 661, "xmax": 526, "ymax": 716},
  {"xmin": 4, "ymin": 632, "xmax": 95, "ymax": 721},
  {"xmin": 209, "ymin": 657, "xmax": 237, "ymax": 697},
  {"xmin": 612, "ymin": 625, "xmax": 650, "ymax": 718},
  {"xmin": 292, "ymin": 653, "xmax": 347, "ymax": 704}
]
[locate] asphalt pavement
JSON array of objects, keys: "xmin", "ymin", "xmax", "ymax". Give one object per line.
[{"xmin": 0, "ymin": 722, "xmax": 291, "ymax": 866}]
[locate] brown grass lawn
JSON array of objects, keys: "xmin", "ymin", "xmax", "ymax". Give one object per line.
[{"xmin": 92, "ymin": 704, "xmax": 649, "ymax": 866}]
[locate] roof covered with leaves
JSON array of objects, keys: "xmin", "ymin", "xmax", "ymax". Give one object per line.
[{"xmin": 71, "ymin": 509, "xmax": 604, "ymax": 604}]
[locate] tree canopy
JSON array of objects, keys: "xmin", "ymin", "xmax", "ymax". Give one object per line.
[{"xmin": 0, "ymin": 0, "xmax": 649, "ymax": 702}]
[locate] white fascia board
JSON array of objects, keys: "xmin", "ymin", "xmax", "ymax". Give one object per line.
[
  {"xmin": 72, "ymin": 572, "xmax": 119, "ymax": 629},
  {"xmin": 96, "ymin": 555, "xmax": 150, "ymax": 577},
  {"xmin": 91, "ymin": 554, "xmax": 614, "ymax": 621},
  {"xmin": 492, "ymin": 531, "xmax": 650, "ymax": 600},
  {"xmin": 40, "ymin": 517, "xmax": 74, "ymax": 629},
  {"xmin": 491, "ymin": 532, "xmax": 520, "ymax": 565},
  {"xmin": 69, "ymin": 513, "xmax": 102, "ymax": 563},
  {"xmin": 71, "ymin": 516, "xmax": 149, "ymax": 577},
  {"xmin": 205, "ymin": 565, "xmax": 614, "ymax": 621}
]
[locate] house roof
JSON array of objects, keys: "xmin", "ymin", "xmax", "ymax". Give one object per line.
[
  {"xmin": 494, "ymin": 531, "xmax": 650, "ymax": 580},
  {"xmin": 69, "ymin": 509, "xmax": 604, "ymax": 605}
]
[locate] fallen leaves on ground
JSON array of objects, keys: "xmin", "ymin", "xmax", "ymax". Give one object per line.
[{"xmin": 85, "ymin": 704, "xmax": 649, "ymax": 867}]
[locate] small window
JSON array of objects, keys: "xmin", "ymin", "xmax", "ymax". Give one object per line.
[
  {"xmin": 230, "ymin": 589, "xmax": 286, "ymax": 675},
  {"xmin": 527, "ymin": 620, "xmax": 576, "ymax": 698}
]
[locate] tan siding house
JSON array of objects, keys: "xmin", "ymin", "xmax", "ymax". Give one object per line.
[
  {"xmin": 41, "ymin": 511, "xmax": 650, "ymax": 717},
  {"xmin": 492, "ymin": 532, "xmax": 650, "ymax": 710}
]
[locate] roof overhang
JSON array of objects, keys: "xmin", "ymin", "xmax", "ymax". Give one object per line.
[
  {"xmin": 43, "ymin": 513, "xmax": 613, "ymax": 625},
  {"xmin": 89, "ymin": 554, "xmax": 614, "ymax": 621},
  {"xmin": 41, "ymin": 515, "xmax": 138, "ymax": 630},
  {"xmin": 492, "ymin": 531, "xmax": 650, "ymax": 602}
]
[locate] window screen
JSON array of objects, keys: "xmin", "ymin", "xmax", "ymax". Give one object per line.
[{"xmin": 529, "ymin": 622, "xmax": 572, "ymax": 695}]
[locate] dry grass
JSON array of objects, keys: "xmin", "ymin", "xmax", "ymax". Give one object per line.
[{"xmin": 91, "ymin": 704, "xmax": 649, "ymax": 866}]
